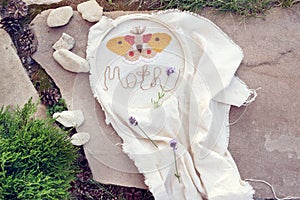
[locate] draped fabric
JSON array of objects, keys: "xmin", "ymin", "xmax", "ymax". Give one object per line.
[{"xmin": 87, "ymin": 10, "xmax": 255, "ymax": 200}]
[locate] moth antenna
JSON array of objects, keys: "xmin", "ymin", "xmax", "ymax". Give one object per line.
[
  {"xmin": 140, "ymin": 26, "xmax": 146, "ymax": 34},
  {"xmin": 130, "ymin": 27, "xmax": 137, "ymax": 34},
  {"xmin": 130, "ymin": 26, "xmax": 146, "ymax": 35}
]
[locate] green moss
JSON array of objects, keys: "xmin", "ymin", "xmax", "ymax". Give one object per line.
[{"xmin": 0, "ymin": 99, "xmax": 78, "ymax": 200}]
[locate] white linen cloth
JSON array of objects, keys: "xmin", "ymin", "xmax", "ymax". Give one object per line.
[{"xmin": 87, "ymin": 10, "xmax": 255, "ymax": 200}]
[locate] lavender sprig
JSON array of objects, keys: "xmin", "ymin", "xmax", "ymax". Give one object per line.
[
  {"xmin": 151, "ymin": 67, "xmax": 176, "ymax": 108},
  {"xmin": 169, "ymin": 139, "xmax": 181, "ymax": 183},
  {"xmin": 129, "ymin": 116, "xmax": 158, "ymax": 148}
]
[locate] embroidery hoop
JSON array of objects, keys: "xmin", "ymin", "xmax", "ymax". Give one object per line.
[{"xmin": 90, "ymin": 14, "xmax": 190, "ymax": 109}]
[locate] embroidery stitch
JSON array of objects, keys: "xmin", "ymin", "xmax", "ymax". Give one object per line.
[
  {"xmin": 106, "ymin": 26, "xmax": 172, "ymax": 62},
  {"xmin": 103, "ymin": 65, "xmax": 181, "ymax": 94}
]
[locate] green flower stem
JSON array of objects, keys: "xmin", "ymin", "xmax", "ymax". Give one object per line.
[
  {"xmin": 137, "ymin": 125, "xmax": 158, "ymax": 148},
  {"xmin": 173, "ymin": 150, "xmax": 181, "ymax": 183},
  {"xmin": 151, "ymin": 76, "xmax": 170, "ymax": 108}
]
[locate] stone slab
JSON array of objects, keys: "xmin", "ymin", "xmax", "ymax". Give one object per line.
[
  {"xmin": 200, "ymin": 7, "xmax": 300, "ymax": 198},
  {"xmin": 31, "ymin": 6, "xmax": 300, "ymax": 198},
  {"xmin": 31, "ymin": 10, "xmax": 147, "ymax": 189},
  {"xmin": 0, "ymin": 29, "xmax": 39, "ymax": 108}
]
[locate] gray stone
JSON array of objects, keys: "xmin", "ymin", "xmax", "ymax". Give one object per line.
[
  {"xmin": 31, "ymin": 10, "xmax": 147, "ymax": 189},
  {"xmin": 0, "ymin": 29, "xmax": 39, "ymax": 108},
  {"xmin": 200, "ymin": 7, "xmax": 300, "ymax": 198},
  {"xmin": 52, "ymin": 32, "xmax": 75, "ymax": 50},
  {"xmin": 35, "ymin": 104, "xmax": 48, "ymax": 119},
  {"xmin": 53, "ymin": 49, "xmax": 89, "ymax": 73},
  {"xmin": 31, "ymin": 6, "xmax": 300, "ymax": 198},
  {"xmin": 53, "ymin": 110, "xmax": 84, "ymax": 128},
  {"xmin": 77, "ymin": 0, "xmax": 103, "ymax": 22},
  {"xmin": 47, "ymin": 6, "xmax": 73, "ymax": 27}
]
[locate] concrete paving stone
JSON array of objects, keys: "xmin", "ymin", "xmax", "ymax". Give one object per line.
[
  {"xmin": 0, "ymin": 29, "xmax": 40, "ymax": 109},
  {"xmin": 199, "ymin": 7, "xmax": 300, "ymax": 198},
  {"xmin": 31, "ymin": 6, "xmax": 300, "ymax": 198},
  {"xmin": 31, "ymin": 10, "xmax": 147, "ymax": 189}
]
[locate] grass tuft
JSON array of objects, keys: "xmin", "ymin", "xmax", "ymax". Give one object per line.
[{"xmin": 147, "ymin": 0, "xmax": 298, "ymax": 17}]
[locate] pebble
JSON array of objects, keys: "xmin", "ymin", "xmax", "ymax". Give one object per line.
[
  {"xmin": 77, "ymin": 0, "xmax": 103, "ymax": 22},
  {"xmin": 53, "ymin": 110, "xmax": 85, "ymax": 128},
  {"xmin": 53, "ymin": 49, "xmax": 90, "ymax": 73},
  {"xmin": 23, "ymin": 0, "xmax": 63, "ymax": 5},
  {"xmin": 71, "ymin": 132, "xmax": 90, "ymax": 146},
  {"xmin": 52, "ymin": 32, "xmax": 75, "ymax": 50},
  {"xmin": 47, "ymin": 6, "xmax": 73, "ymax": 27}
]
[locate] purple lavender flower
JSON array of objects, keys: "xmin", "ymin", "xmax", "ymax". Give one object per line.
[
  {"xmin": 166, "ymin": 67, "xmax": 176, "ymax": 76},
  {"xmin": 129, "ymin": 116, "xmax": 158, "ymax": 148},
  {"xmin": 129, "ymin": 116, "xmax": 138, "ymax": 126},
  {"xmin": 169, "ymin": 139, "xmax": 177, "ymax": 151},
  {"xmin": 169, "ymin": 138, "xmax": 181, "ymax": 183}
]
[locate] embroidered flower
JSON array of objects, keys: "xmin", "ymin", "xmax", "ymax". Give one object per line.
[
  {"xmin": 166, "ymin": 67, "xmax": 176, "ymax": 76},
  {"xmin": 169, "ymin": 139, "xmax": 180, "ymax": 183},
  {"xmin": 129, "ymin": 116, "xmax": 158, "ymax": 148}
]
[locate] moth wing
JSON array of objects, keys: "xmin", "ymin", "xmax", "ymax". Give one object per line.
[
  {"xmin": 106, "ymin": 36, "xmax": 133, "ymax": 56},
  {"xmin": 123, "ymin": 49, "xmax": 141, "ymax": 62},
  {"xmin": 141, "ymin": 48, "xmax": 157, "ymax": 59},
  {"xmin": 147, "ymin": 33, "xmax": 172, "ymax": 53},
  {"xmin": 142, "ymin": 34, "xmax": 152, "ymax": 43}
]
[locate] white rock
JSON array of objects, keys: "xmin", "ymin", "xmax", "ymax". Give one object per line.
[
  {"xmin": 53, "ymin": 49, "xmax": 90, "ymax": 73},
  {"xmin": 52, "ymin": 33, "xmax": 75, "ymax": 51},
  {"xmin": 53, "ymin": 110, "xmax": 84, "ymax": 128},
  {"xmin": 77, "ymin": 0, "xmax": 103, "ymax": 22},
  {"xmin": 47, "ymin": 6, "xmax": 73, "ymax": 27},
  {"xmin": 71, "ymin": 132, "xmax": 90, "ymax": 146},
  {"xmin": 23, "ymin": 0, "xmax": 63, "ymax": 5}
]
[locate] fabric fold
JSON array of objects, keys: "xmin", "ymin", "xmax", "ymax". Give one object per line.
[{"xmin": 87, "ymin": 10, "xmax": 255, "ymax": 200}]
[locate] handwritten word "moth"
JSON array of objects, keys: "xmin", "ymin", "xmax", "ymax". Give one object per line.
[{"xmin": 103, "ymin": 65, "xmax": 180, "ymax": 91}]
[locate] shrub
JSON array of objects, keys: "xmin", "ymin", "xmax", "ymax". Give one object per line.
[{"xmin": 0, "ymin": 99, "xmax": 78, "ymax": 200}]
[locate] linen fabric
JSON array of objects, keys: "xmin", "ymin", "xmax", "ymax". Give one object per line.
[{"xmin": 87, "ymin": 10, "xmax": 255, "ymax": 200}]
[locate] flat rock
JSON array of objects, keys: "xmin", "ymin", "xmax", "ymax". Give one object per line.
[
  {"xmin": 52, "ymin": 32, "xmax": 75, "ymax": 50},
  {"xmin": 53, "ymin": 110, "xmax": 85, "ymax": 128},
  {"xmin": 0, "ymin": 29, "xmax": 39, "ymax": 108},
  {"xmin": 31, "ymin": 6, "xmax": 300, "ymax": 198},
  {"xmin": 200, "ymin": 6, "xmax": 300, "ymax": 198},
  {"xmin": 47, "ymin": 6, "xmax": 73, "ymax": 27},
  {"xmin": 71, "ymin": 132, "xmax": 91, "ymax": 146},
  {"xmin": 53, "ymin": 49, "xmax": 89, "ymax": 73},
  {"xmin": 23, "ymin": 0, "xmax": 63, "ymax": 5},
  {"xmin": 77, "ymin": 0, "xmax": 103, "ymax": 22},
  {"xmin": 31, "ymin": 10, "xmax": 146, "ymax": 189}
]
